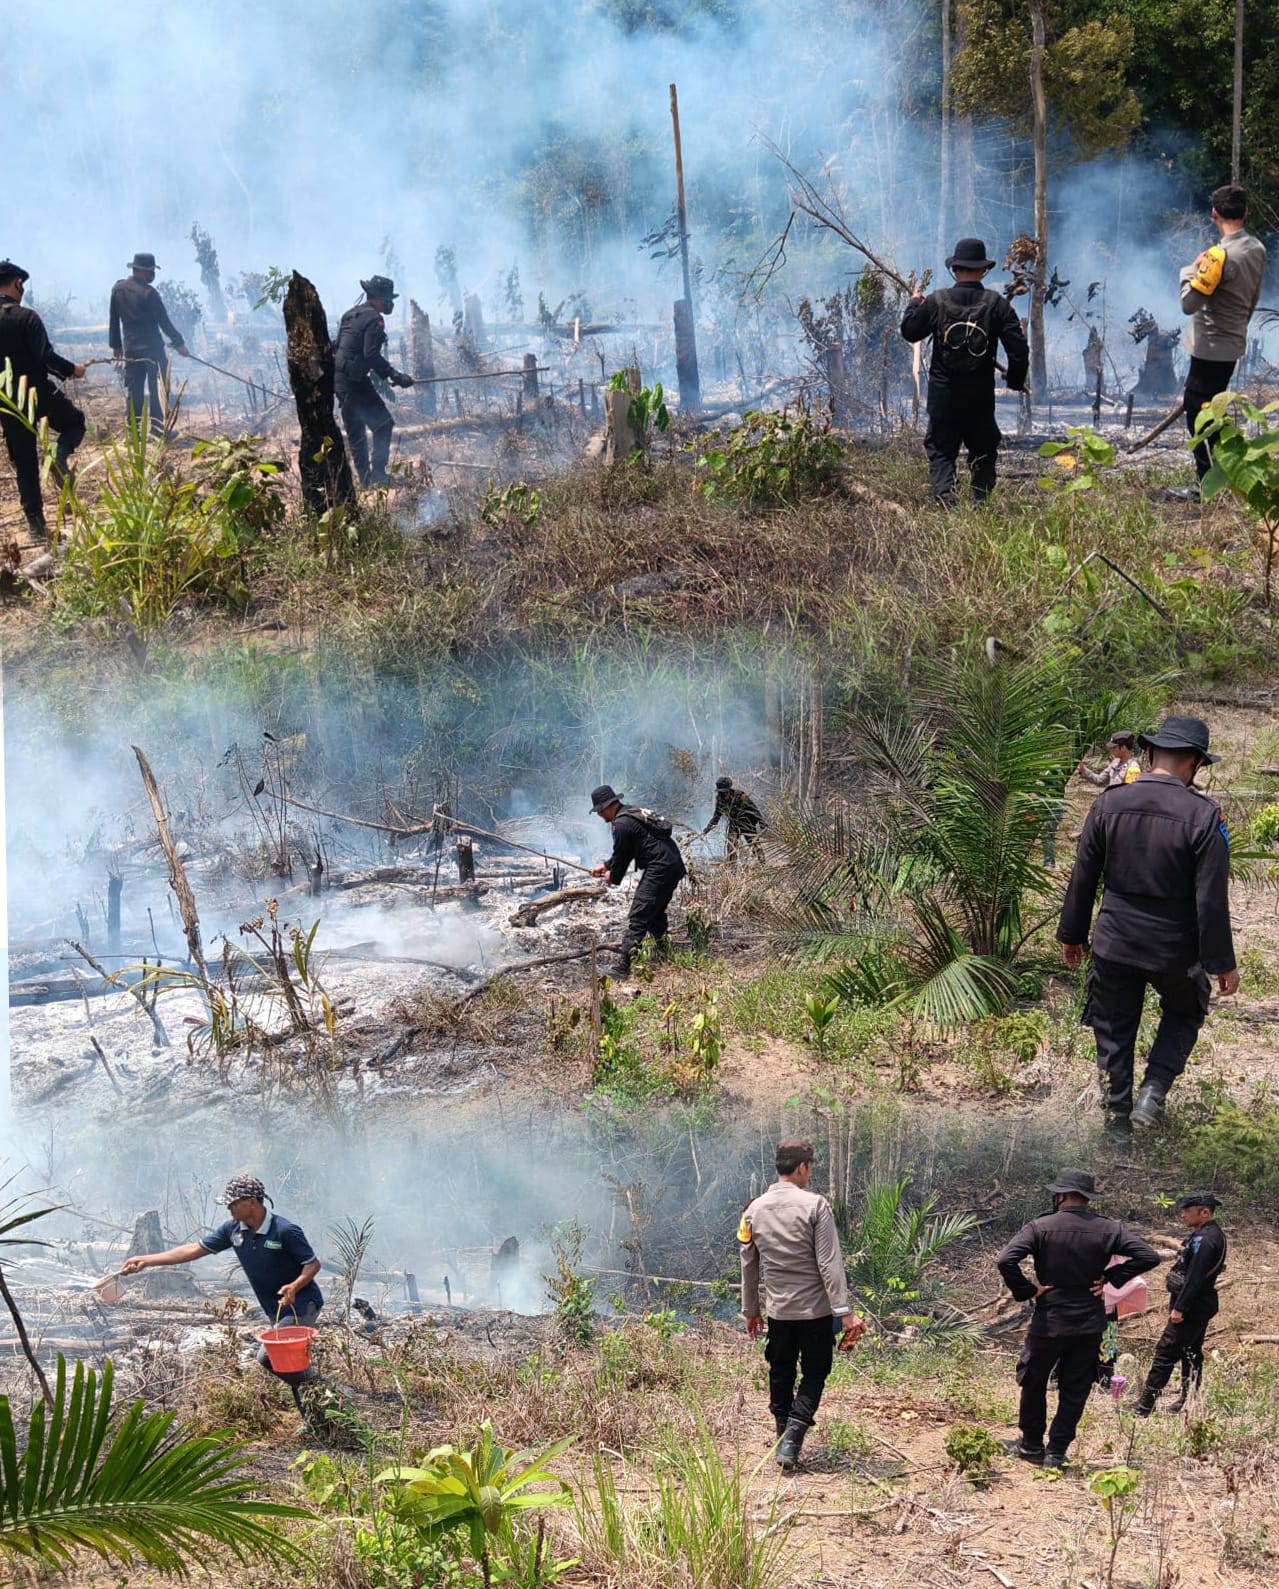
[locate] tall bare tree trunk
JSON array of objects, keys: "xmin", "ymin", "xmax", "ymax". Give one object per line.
[
  {"xmin": 283, "ymin": 272, "xmax": 358, "ymax": 515},
  {"xmin": 1028, "ymin": 0, "xmax": 1049, "ymax": 403},
  {"xmin": 937, "ymin": 0, "xmax": 953, "ymax": 269},
  {"xmin": 1232, "ymin": 0, "xmax": 1245, "ymax": 182}
]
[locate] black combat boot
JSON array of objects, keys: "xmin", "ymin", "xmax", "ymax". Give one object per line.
[
  {"xmin": 776, "ymin": 1416, "xmax": 809, "ymax": 1472},
  {"xmin": 1125, "ymin": 1387, "xmax": 1157, "ymax": 1417},
  {"xmin": 1131, "ymin": 1081, "xmax": 1168, "ymax": 1129},
  {"xmin": 1002, "ymin": 1438, "xmax": 1045, "ymax": 1465},
  {"xmin": 1163, "ymin": 1376, "xmax": 1194, "ymax": 1414},
  {"xmin": 774, "ymin": 1413, "xmax": 789, "ymax": 1438},
  {"xmin": 1042, "ymin": 1448, "xmax": 1069, "ymax": 1470}
]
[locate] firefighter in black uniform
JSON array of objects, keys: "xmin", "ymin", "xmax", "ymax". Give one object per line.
[
  {"xmin": 333, "ymin": 275, "xmax": 413, "ymax": 486},
  {"xmin": 997, "ymin": 1168, "xmax": 1159, "ymax": 1468},
  {"xmin": 1057, "ymin": 715, "xmax": 1239, "ymax": 1136},
  {"xmin": 108, "ymin": 252, "xmax": 189, "ymax": 436},
  {"xmin": 1129, "ymin": 1191, "xmax": 1226, "ymax": 1415},
  {"xmin": 900, "ymin": 238, "xmax": 1028, "ymax": 506},
  {"xmin": 0, "ymin": 260, "xmax": 86, "ymax": 540},
  {"xmin": 589, "ymin": 783, "xmax": 687, "ymax": 977},
  {"xmin": 702, "ymin": 775, "xmax": 765, "ymax": 858}
]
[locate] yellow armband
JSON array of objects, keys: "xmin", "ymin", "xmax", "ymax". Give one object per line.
[
  {"xmin": 736, "ymin": 1214, "xmax": 752, "ymax": 1243},
  {"xmin": 1190, "ymin": 245, "xmax": 1226, "ymax": 297}
]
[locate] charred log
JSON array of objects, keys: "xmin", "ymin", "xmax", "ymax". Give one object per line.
[{"xmin": 283, "ymin": 271, "xmax": 358, "ymax": 514}]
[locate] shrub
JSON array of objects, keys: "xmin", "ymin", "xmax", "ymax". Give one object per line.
[
  {"xmin": 695, "ymin": 406, "xmax": 843, "ymax": 507},
  {"xmin": 944, "ymin": 1423, "xmax": 1002, "ymax": 1483}
]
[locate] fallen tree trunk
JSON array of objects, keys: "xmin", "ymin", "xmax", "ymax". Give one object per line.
[{"xmin": 510, "ymin": 885, "xmax": 607, "ymax": 927}]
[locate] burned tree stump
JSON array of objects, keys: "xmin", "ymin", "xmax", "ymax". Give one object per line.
[
  {"xmin": 456, "ymin": 836, "xmax": 475, "ymax": 882},
  {"xmin": 410, "ymin": 299, "xmax": 437, "ymax": 416},
  {"xmin": 283, "ymin": 271, "xmax": 358, "ymax": 514},
  {"xmin": 1135, "ymin": 328, "xmax": 1180, "ymax": 401},
  {"xmin": 124, "ymin": 1210, "xmax": 199, "ymax": 1299}
]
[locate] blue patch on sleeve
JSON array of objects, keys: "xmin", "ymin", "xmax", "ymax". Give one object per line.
[{"xmin": 1218, "ymin": 818, "xmax": 1230, "ymax": 850}]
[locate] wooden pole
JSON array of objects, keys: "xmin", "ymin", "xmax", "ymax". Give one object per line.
[
  {"xmin": 1027, "ymin": 0, "xmax": 1050, "ymax": 404},
  {"xmin": 669, "ymin": 82, "xmax": 701, "ymax": 413},
  {"xmin": 937, "ymin": 0, "xmax": 952, "ymax": 272},
  {"xmin": 1232, "ymin": 0, "xmax": 1244, "ymax": 182}
]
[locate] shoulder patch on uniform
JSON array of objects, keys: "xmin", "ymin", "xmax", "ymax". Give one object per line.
[{"xmin": 1218, "ymin": 817, "xmax": 1230, "ymax": 849}]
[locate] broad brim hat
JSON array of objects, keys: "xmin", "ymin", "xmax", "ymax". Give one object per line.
[
  {"xmin": 946, "ymin": 237, "xmax": 996, "ymax": 271},
  {"xmin": 361, "ymin": 274, "xmax": 397, "ymax": 302},
  {"xmin": 590, "ymin": 784, "xmax": 623, "ymax": 813},
  {"xmin": 1137, "ymin": 714, "xmax": 1219, "ymax": 764},
  {"xmin": 129, "ymin": 252, "xmax": 159, "ymax": 271},
  {"xmin": 1045, "ymin": 1168, "xmax": 1096, "ymax": 1198}
]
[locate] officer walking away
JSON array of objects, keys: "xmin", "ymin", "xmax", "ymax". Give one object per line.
[
  {"xmin": 1129, "ymin": 1191, "xmax": 1226, "ymax": 1416},
  {"xmin": 997, "ymin": 1169, "xmax": 1159, "ymax": 1469},
  {"xmin": 1179, "ymin": 184, "xmax": 1267, "ymax": 484},
  {"xmin": 0, "ymin": 260, "xmax": 86, "ymax": 541},
  {"xmin": 702, "ymin": 775, "xmax": 766, "ymax": 858},
  {"xmin": 1076, "ymin": 732, "xmax": 1142, "ymax": 790},
  {"xmin": 108, "ymin": 252, "xmax": 190, "ymax": 436},
  {"xmin": 1057, "ymin": 715, "xmax": 1238, "ymax": 1136},
  {"xmin": 589, "ymin": 783, "xmax": 687, "ymax": 978},
  {"xmin": 739, "ymin": 1140, "xmax": 867, "ymax": 1472},
  {"xmin": 900, "ymin": 238, "xmax": 1029, "ymax": 507},
  {"xmin": 333, "ymin": 274, "xmax": 414, "ymax": 486},
  {"xmin": 120, "ymin": 1172, "xmax": 323, "ymax": 1411}
]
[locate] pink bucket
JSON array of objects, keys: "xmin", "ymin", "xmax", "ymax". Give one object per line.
[{"xmin": 1102, "ymin": 1275, "xmax": 1149, "ymax": 1317}]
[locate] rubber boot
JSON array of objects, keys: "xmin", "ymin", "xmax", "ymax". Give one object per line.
[
  {"xmin": 776, "ymin": 1416, "xmax": 809, "ymax": 1472},
  {"xmin": 1131, "ymin": 1081, "xmax": 1168, "ymax": 1129},
  {"xmin": 774, "ymin": 1413, "xmax": 789, "ymax": 1438}
]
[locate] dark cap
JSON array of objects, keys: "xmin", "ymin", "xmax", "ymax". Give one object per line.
[
  {"xmin": 1108, "ymin": 732, "xmax": 1135, "ymax": 748},
  {"xmin": 361, "ymin": 274, "xmax": 397, "ymax": 302},
  {"xmin": 590, "ymin": 784, "xmax": 623, "ymax": 814},
  {"xmin": 0, "ymin": 259, "xmax": 29, "ymax": 285},
  {"xmin": 129, "ymin": 252, "xmax": 159, "ymax": 271},
  {"xmin": 219, "ymin": 1173, "xmax": 268, "ymax": 1206},
  {"xmin": 1138, "ymin": 715, "xmax": 1219, "ymax": 764},
  {"xmin": 715, "ymin": 776, "xmax": 733, "ymax": 789},
  {"xmin": 1174, "ymin": 1190, "xmax": 1220, "ymax": 1212},
  {"xmin": 946, "ymin": 237, "xmax": 996, "ymax": 271},
  {"xmin": 1046, "ymin": 1168, "xmax": 1096, "ymax": 1198}
]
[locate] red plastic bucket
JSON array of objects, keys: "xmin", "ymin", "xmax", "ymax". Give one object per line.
[{"xmin": 257, "ymin": 1326, "xmax": 316, "ymax": 1372}]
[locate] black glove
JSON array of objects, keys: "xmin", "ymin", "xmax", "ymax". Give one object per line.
[{"xmin": 390, "ymin": 371, "xmax": 415, "ymax": 389}]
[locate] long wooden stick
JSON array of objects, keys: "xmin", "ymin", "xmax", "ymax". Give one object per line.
[
  {"xmin": 1126, "ymin": 400, "xmax": 1185, "ymax": 454},
  {"xmin": 133, "ymin": 747, "xmax": 207, "ymax": 982},
  {"xmin": 0, "ymin": 1267, "xmax": 54, "ymax": 1406}
]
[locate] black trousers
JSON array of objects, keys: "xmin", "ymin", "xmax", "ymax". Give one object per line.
[
  {"xmin": 1145, "ymin": 1311, "xmax": 1212, "ymax": 1394},
  {"xmin": 1016, "ymin": 1331, "xmax": 1101, "ymax": 1451},
  {"xmin": 618, "ymin": 865, "xmax": 682, "ymax": 968},
  {"xmin": 1083, "ymin": 954, "xmax": 1210, "ymax": 1118},
  {"xmin": 124, "ymin": 349, "xmax": 170, "ymax": 436},
  {"xmin": 765, "ymin": 1314, "xmax": 835, "ymax": 1429},
  {"xmin": 1183, "ymin": 356, "xmax": 1236, "ymax": 480},
  {"xmin": 338, "ymin": 382, "xmax": 394, "ymax": 483},
  {"xmin": 0, "ymin": 384, "xmax": 86, "ymax": 533},
  {"xmin": 923, "ymin": 385, "xmax": 1001, "ymax": 504}
]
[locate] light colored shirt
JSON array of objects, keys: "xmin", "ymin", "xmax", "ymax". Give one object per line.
[
  {"xmin": 739, "ymin": 1179, "xmax": 851, "ymax": 1321},
  {"xmin": 1179, "ymin": 230, "xmax": 1267, "ymax": 362}
]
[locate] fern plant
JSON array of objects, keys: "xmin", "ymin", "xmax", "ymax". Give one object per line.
[{"xmin": 0, "ymin": 1356, "xmax": 304, "ymax": 1575}]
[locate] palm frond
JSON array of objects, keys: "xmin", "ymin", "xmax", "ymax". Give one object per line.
[{"xmin": 0, "ymin": 1357, "xmax": 304, "ymax": 1575}]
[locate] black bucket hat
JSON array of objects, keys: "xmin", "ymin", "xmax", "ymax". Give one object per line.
[
  {"xmin": 1138, "ymin": 715, "xmax": 1219, "ymax": 764},
  {"xmin": 946, "ymin": 237, "xmax": 996, "ymax": 271},
  {"xmin": 361, "ymin": 274, "xmax": 397, "ymax": 302},
  {"xmin": 590, "ymin": 784, "xmax": 623, "ymax": 814},
  {"xmin": 0, "ymin": 259, "xmax": 29, "ymax": 285},
  {"xmin": 1046, "ymin": 1168, "xmax": 1096, "ymax": 1198},
  {"xmin": 129, "ymin": 252, "xmax": 159, "ymax": 271}
]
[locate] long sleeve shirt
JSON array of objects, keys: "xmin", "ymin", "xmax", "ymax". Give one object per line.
[
  {"xmin": 0, "ymin": 301, "xmax": 76, "ymax": 393},
  {"xmin": 704, "ymin": 787, "xmax": 764, "ymax": 836},
  {"xmin": 1166, "ymin": 1220, "xmax": 1226, "ymax": 1320},
  {"xmin": 1056, "ymin": 772, "xmax": 1235, "ymax": 975},
  {"xmin": 739, "ymin": 1179, "xmax": 852, "ymax": 1322},
  {"xmin": 604, "ymin": 809, "xmax": 686, "ymax": 884},
  {"xmin": 1079, "ymin": 755, "xmax": 1141, "ymax": 790},
  {"xmin": 1179, "ymin": 230, "xmax": 1267, "ymax": 362},
  {"xmin": 996, "ymin": 1207, "xmax": 1160, "ymax": 1337},
  {"xmin": 333, "ymin": 303, "xmax": 397, "ymax": 389},
  {"xmin": 109, "ymin": 276, "xmax": 185, "ymax": 356},
  {"xmin": 900, "ymin": 283, "xmax": 1029, "ymax": 393}
]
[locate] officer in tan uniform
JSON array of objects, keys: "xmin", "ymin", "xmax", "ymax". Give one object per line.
[{"xmin": 739, "ymin": 1140, "xmax": 866, "ymax": 1471}]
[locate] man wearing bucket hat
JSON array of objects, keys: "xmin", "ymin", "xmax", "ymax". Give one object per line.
[
  {"xmin": 900, "ymin": 237, "xmax": 1028, "ymax": 507},
  {"xmin": 333, "ymin": 273, "xmax": 414, "ymax": 486},
  {"xmin": 1128, "ymin": 1191, "xmax": 1226, "ymax": 1416},
  {"xmin": 589, "ymin": 783, "xmax": 686, "ymax": 977},
  {"xmin": 1057, "ymin": 715, "xmax": 1238, "ymax": 1135},
  {"xmin": 121, "ymin": 1173, "xmax": 323, "ymax": 1405},
  {"xmin": 996, "ymin": 1169, "xmax": 1159, "ymax": 1468},
  {"xmin": 108, "ymin": 252, "xmax": 190, "ymax": 436}
]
